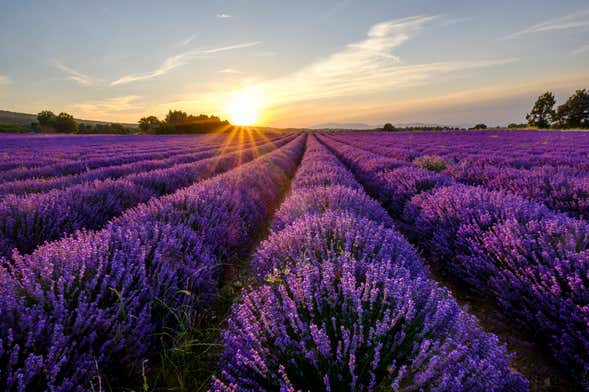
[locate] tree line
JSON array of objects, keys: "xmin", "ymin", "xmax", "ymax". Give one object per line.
[
  {"xmin": 138, "ymin": 110, "xmax": 230, "ymax": 134},
  {"xmin": 381, "ymin": 89, "xmax": 588, "ymax": 131},
  {"xmin": 32, "ymin": 109, "xmax": 231, "ymax": 134},
  {"xmin": 35, "ymin": 111, "xmax": 135, "ymax": 134},
  {"xmin": 526, "ymin": 89, "xmax": 589, "ymax": 129}
]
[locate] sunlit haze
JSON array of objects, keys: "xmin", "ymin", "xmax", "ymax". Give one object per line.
[{"xmin": 0, "ymin": 1, "xmax": 588, "ymax": 127}]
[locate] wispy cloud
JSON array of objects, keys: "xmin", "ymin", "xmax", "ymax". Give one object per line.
[
  {"xmin": 54, "ymin": 61, "xmax": 97, "ymax": 86},
  {"xmin": 505, "ymin": 8, "xmax": 589, "ymax": 39},
  {"xmin": 0, "ymin": 74, "xmax": 11, "ymax": 84},
  {"xmin": 572, "ymin": 44, "xmax": 589, "ymax": 55},
  {"xmin": 110, "ymin": 41, "xmax": 260, "ymax": 86},
  {"xmin": 70, "ymin": 95, "xmax": 143, "ymax": 118},
  {"xmin": 237, "ymin": 16, "xmax": 514, "ymax": 109},
  {"xmin": 440, "ymin": 16, "xmax": 472, "ymax": 26},
  {"xmin": 219, "ymin": 68, "xmax": 243, "ymax": 74},
  {"xmin": 216, "ymin": 13, "xmax": 232, "ymax": 19},
  {"xmin": 176, "ymin": 34, "xmax": 196, "ymax": 48}
]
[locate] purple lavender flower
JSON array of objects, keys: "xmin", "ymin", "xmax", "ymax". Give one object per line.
[{"xmin": 214, "ymin": 217, "xmax": 526, "ymax": 391}]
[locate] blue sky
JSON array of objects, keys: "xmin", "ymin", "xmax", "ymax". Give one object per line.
[{"xmin": 0, "ymin": 0, "xmax": 588, "ymax": 127}]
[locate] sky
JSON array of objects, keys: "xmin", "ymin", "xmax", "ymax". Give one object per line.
[{"xmin": 0, "ymin": 0, "xmax": 588, "ymax": 127}]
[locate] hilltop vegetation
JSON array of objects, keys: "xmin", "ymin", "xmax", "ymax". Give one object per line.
[
  {"xmin": 0, "ymin": 110, "xmax": 137, "ymax": 133},
  {"xmin": 138, "ymin": 110, "xmax": 230, "ymax": 134},
  {"xmin": 527, "ymin": 90, "xmax": 589, "ymax": 129}
]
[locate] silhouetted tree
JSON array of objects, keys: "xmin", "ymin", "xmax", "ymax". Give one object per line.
[
  {"xmin": 507, "ymin": 123, "xmax": 526, "ymax": 129},
  {"xmin": 165, "ymin": 110, "xmax": 189, "ymax": 126},
  {"xmin": 138, "ymin": 110, "xmax": 230, "ymax": 134},
  {"xmin": 138, "ymin": 115, "xmax": 161, "ymax": 132},
  {"xmin": 54, "ymin": 112, "xmax": 78, "ymax": 133},
  {"xmin": 554, "ymin": 89, "xmax": 589, "ymax": 129},
  {"xmin": 383, "ymin": 123, "xmax": 396, "ymax": 131},
  {"xmin": 37, "ymin": 110, "xmax": 57, "ymax": 131},
  {"xmin": 526, "ymin": 92, "xmax": 556, "ymax": 128},
  {"xmin": 471, "ymin": 123, "xmax": 488, "ymax": 130}
]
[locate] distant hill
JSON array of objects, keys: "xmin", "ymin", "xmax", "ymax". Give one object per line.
[{"xmin": 0, "ymin": 110, "xmax": 137, "ymax": 128}]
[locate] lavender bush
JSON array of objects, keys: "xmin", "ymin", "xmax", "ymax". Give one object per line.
[
  {"xmin": 214, "ymin": 215, "xmax": 526, "ymax": 391},
  {"xmin": 404, "ymin": 185, "xmax": 589, "ymax": 381}
]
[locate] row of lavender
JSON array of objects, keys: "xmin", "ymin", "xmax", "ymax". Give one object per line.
[
  {"xmin": 0, "ymin": 130, "xmax": 275, "ymax": 184},
  {"xmin": 0, "ymin": 132, "xmax": 291, "ymax": 197},
  {"xmin": 330, "ymin": 130, "xmax": 589, "ymax": 168},
  {"xmin": 0, "ymin": 136, "xmax": 305, "ymax": 391},
  {"xmin": 212, "ymin": 136, "xmax": 527, "ymax": 390},
  {"xmin": 328, "ymin": 131, "xmax": 589, "ymax": 219},
  {"xmin": 0, "ymin": 133, "xmax": 222, "ymax": 172},
  {"xmin": 0, "ymin": 134, "xmax": 295, "ymax": 258},
  {"xmin": 319, "ymin": 133, "xmax": 589, "ymax": 385}
]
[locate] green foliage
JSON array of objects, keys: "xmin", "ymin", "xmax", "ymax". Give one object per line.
[
  {"xmin": 37, "ymin": 110, "xmax": 56, "ymax": 125},
  {"xmin": 526, "ymin": 92, "xmax": 556, "ymax": 128},
  {"xmin": 413, "ymin": 154, "xmax": 448, "ymax": 172},
  {"xmin": 0, "ymin": 123, "xmax": 30, "ymax": 133},
  {"xmin": 78, "ymin": 123, "xmax": 135, "ymax": 134},
  {"xmin": 36, "ymin": 110, "xmax": 77, "ymax": 132},
  {"xmin": 37, "ymin": 110, "xmax": 58, "ymax": 131},
  {"xmin": 35, "ymin": 109, "xmax": 135, "ymax": 134},
  {"xmin": 165, "ymin": 110, "xmax": 189, "ymax": 126},
  {"xmin": 55, "ymin": 112, "xmax": 78, "ymax": 133},
  {"xmin": 554, "ymin": 89, "xmax": 589, "ymax": 129},
  {"xmin": 140, "ymin": 110, "xmax": 230, "ymax": 134},
  {"xmin": 383, "ymin": 123, "xmax": 396, "ymax": 132},
  {"xmin": 138, "ymin": 116, "xmax": 161, "ymax": 132}
]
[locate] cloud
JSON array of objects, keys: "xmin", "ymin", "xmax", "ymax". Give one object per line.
[
  {"xmin": 219, "ymin": 68, "xmax": 243, "ymax": 74},
  {"xmin": 54, "ymin": 61, "xmax": 97, "ymax": 86},
  {"xmin": 439, "ymin": 16, "xmax": 472, "ymax": 26},
  {"xmin": 0, "ymin": 75, "xmax": 11, "ymax": 84},
  {"xmin": 505, "ymin": 8, "xmax": 589, "ymax": 39},
  {"xmin": 217, "ymin": 13, "xmax": 232, "ymax": 19},
  {"xmin": 572, "ymin": 44, "xmax": 589, "ymax": 55},
  {"xmin": 237, "ymin": 16, "xmax": 514, "ymax": 109},
  {"xmin": 176, "ymin": 34, "xmax": 196, "ymax": 48},
  {"xmin": 70, "ymin": 95, "xmax": 143, "ymax": 119},
  {"xmin": 110, "ymin": 41, "xmax": 260, "ymax": 86}
]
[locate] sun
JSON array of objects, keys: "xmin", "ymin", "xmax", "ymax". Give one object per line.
[{"xmin": 226, "ymin": 90, "xmax": 260, "ymax": 126}]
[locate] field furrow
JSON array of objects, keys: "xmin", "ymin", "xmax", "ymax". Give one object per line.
[
  {"xmin": 0, "ymin": 134, "xmax": 296, "ymax": 257},
  {"xmin": 0, "ymin": 133, "xmax": 291, "ymax": 197},
  {"xmin": 212, "ymin": 135, "xmax": 527, "ymax": 390}
]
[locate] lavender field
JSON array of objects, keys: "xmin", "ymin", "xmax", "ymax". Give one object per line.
[{"xmin": 1, "ymin": 130, "xmax": 588, "ymax": 391}]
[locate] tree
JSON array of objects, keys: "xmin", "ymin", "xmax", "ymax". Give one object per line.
[
  {"xmin": 383, "ymin": 123, "xmax": 396, "ymax": 132},
  {"xmin": 165, "ymin": 110, "xmax": 188, "ymax": 126},
  {"xmin": 507, "ymin": 123, "xmax": 526, "ymax": 129},
  {"xmin": 138, "ymin": 116, "xmax": 161, "ymax": 132},
  {"xmin": 37, "ymin": 110, "xmax": 57, "ymax": 131},
  {"xmin": 471, "ymin": 123, "xmax": 487, "ymax": 130},
  {"xmin": 54, "ymin": 112, "xmax": 78, "ymax": 133},
  {"xmin": 554, "ymin": 89, "xmax": 589, "ymax": 129},
  {"xmin": 526, "ymin": 92, "xmax": 556, "ymax": 128}
]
